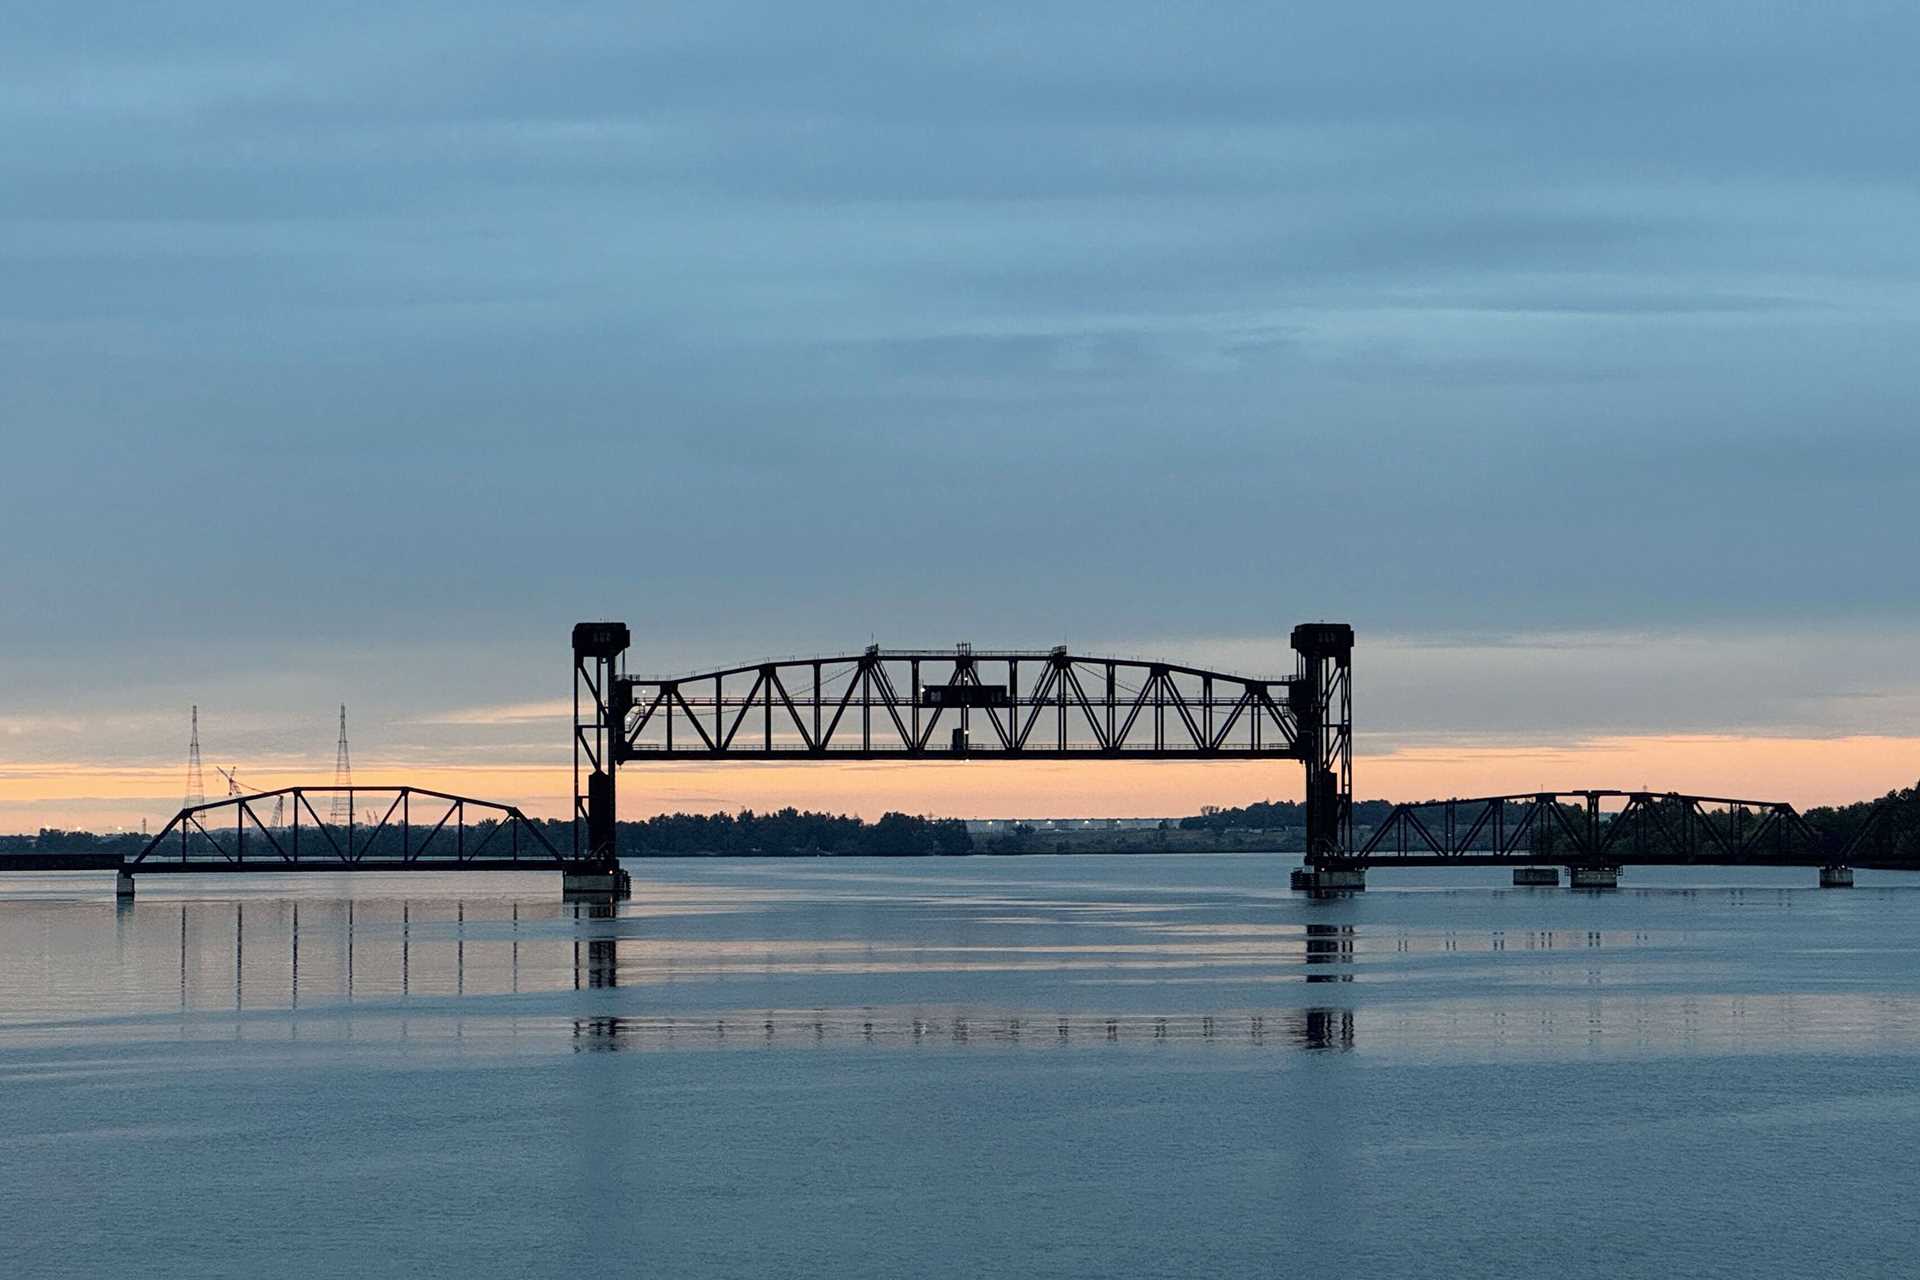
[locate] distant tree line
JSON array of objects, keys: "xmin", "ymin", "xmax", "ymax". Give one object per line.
[
  {"xmin": 537, "ymin": 808, "xmax": 974, "ymax": 857},
  {"xmin": 2, "ymin": 812, "xmax": 975, "ymax": 859},
  {"xmin": 1807, "ymin": 783, "xmax": 1920, "ymax": 860},
  {"xmin": 1178, "ymin": 798, "xmax": 1399, "ymax": 833},
  {"xmin": 8, "ymin": 783, "xmax": 1918, "ymax": 859},
  {"xmin": 0, "ymin": 830, "xmax": 149, "ymax": 855},
  {"xmin": 1180, "ymin": 784, "xmax": 1920, "ymax": 861}
]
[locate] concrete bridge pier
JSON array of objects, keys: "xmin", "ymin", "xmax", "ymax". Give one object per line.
[
  {"xmin": 1567, "ymin": 865, "xmax": 1620, "ymax": 890},
  {"xmin": 1513, "ymin": 867, "xmax": 1559, "ymax": 887},
  {"xmin": 563, "ymin": 864, "xmax": 632, "ymax": 901},
  {"xmin": 115, "ymin": 870, "xmax": 135, "ymax": 900},
  {"xmin": 1291, "ymin": 866, "xmax": 1366, "ymax": 896},
  {"xmin": 1819, "ymin": 865, "xmax": 1854, "ymax": 888}
]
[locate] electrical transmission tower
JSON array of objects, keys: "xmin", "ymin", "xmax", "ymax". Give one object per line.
[
  {"xmin": 330, "ymin": 705, "xmax": 352, "ymax": 824},
  {"xmin": 184, "ymin": 706, "xmax": 206, "ymax": 809}
]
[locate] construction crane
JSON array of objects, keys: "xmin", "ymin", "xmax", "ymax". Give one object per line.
[{"xmin": 216, "ymin": 766, "xmax": 285, "ymax": 828}]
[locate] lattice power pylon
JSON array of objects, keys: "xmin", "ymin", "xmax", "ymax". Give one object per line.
[
  {"xmin": 330, "ymin": 705, "xmax": 352, "ymax": 825},
  {"xmin": 183, "ymin": 706, "xmax": 206, "ymax": 810}
]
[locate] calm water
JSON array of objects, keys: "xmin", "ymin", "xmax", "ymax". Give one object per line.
[{"xmin": 4, "ymin": 856, "xmax": 1919, "ymax": 1278}]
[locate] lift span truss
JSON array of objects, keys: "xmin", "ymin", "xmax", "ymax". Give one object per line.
[
  {"xmin": 612, "ymin": 648, "xmax": 1309, "ymax": 761},
  {"xmin": 571, "ymin": 622, "xmax": 1355, "ymax": 863},
  {"xmin": 132, "ymin": 786, "xmax": 568, "ymax": 871},
  {"xmin": 1356, "ymin": 790, "xmax": 1887, "ymax": 868}
]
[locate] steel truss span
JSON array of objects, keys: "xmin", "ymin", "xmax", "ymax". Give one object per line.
[
  {"xmin": 133, "ymin": 786, "xmax": 570, "ymax": 871},
  {"xmin": 618, "ymin": 649, "xmax": 1308, "ymax": 760},
  {"xmin": 571, "ymin": 622, "xmax": 1355, "ymax": 863},
  {"xmin": 1356, "ymin": 790, "xmax": 1890, "ymax": 868}
]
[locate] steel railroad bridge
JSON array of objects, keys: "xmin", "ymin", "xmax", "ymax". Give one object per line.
[
  {"xmin": 571, "ymin": 621, "xmax": 1355, "ymax": 895},
  {"xmin": 118, "ymin": 785, "xmax": 589, "ymax": 899},
  {"xmin": 99, "ymin": 620, "xmax": 1902, "ymax": 898},
  {"xmin": 1353, "ymin": 789, "xmax": 1896, "ymax": 889}
]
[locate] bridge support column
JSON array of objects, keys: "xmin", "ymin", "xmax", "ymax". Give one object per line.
[
  {"xmin": 1567, "ymin": 865, "xmax": 1620, "ymax": 890},
  {"xmin": 1291, "ymin": 866, "xmax": 1365, "ymax": 896},
  {"xmin": 1819, "ymin": 865, "xmax": 1854, "ymax": 889},
  {"xmin": 115, "ymin": 870, "xmax": 135, "ymax": 900},
  {"xmin": 563, "ymin": 865, "xmax": 632, "ymax": 900},
  {"xmin": 1290, "ymin": 624, "xmax": 1355, "ymax": 870},
  {"xmin": 1513, "ymin": 866, "xmax": 1559, "ymax": 887}
]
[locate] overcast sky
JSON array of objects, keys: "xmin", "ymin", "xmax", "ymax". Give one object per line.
[{"xmin": 3, "ymin": 3, "xmax": 1917, "ymax": 824}]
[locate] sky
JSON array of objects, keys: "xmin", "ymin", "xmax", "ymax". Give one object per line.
[{"xmin": 3, "ymin": 2, "xmax": 1918, "ymax": 830}]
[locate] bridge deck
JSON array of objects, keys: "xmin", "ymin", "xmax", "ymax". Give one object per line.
[
  {"xmin": 125, "ymin": 859, "xmax": 574, "ymax": 874},
  {"xmin": 0, "ymin": 853, "xmax": 128, "ymax": 872}
]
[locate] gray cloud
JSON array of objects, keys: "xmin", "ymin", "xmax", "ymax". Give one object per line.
[{"xmin": 2, "ymin": 2, "xmax": 1917, "ymax": 758}]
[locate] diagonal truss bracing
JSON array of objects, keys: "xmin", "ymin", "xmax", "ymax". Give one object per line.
[
  {"xmin": 1355, "ymin": 790, "xmax": 1885, "ymax": 868},
  {"xmin": 610, "ymin": 647, "xmax": 1304, "ymax": 761},
  {"xmin": 574, "ymin": 622, "xmax": 1353, "ymax": 867},
  {"xmin": 132, "ymin": 786, "xmax": 568, "ymax": 869}
]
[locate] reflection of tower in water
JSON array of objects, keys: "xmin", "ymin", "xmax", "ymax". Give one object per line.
[
  {"xmin": 1285, "ymin": 1006, "xmax": 1355, "ymax": 1050},
  {"xmin": 1297, "ymin": 923, "xmax": 1357, "ymax": 1048},
  {"xmin": 1304, "ymin": 922, "xmax": 1356, "ymax": 982},
  {"xmin": 572, "ymin": 901, "xmax": 618, "ymax": 989},
  {"xmin": 138, "ymin": 896, "xmax": 596, "ymax": 1009}
]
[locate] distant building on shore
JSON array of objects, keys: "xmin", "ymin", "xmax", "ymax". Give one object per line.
[{"xmin": 964, "ymin": 817, "xmax": 1171, "ymax": 834}]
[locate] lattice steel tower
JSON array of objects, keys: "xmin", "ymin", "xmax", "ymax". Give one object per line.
[
  {"xmin": 183, "ymin": 706, "xmax": 206, "ymax": 809},
  {"xmin": 330, "ymin": 705, "xmax": 352, "ymax": 824}
]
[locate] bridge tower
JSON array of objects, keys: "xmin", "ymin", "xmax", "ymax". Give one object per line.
[
  {"xmin": 1290, "ymin": 623, "xmax": 1359, "ymax": 893},
  {"xmin": 571, "ymin": 622, "xmax": 633, "ymax": 897}
]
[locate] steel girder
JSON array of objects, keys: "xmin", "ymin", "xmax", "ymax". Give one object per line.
[
  {"xmin": 610, "ymin": 648, "xmax": 1304, "ymax": 761},
  {"xmin": 132, "ymin": 786, "xmax": 566, "ymax": 869},
  {"xmin": 1353, "ymin": 790, "xmax": 1876, "ymax": 867},
  {"xmin": 573, "ymin": 623, "xmax": 1356, "ymax": 867}
]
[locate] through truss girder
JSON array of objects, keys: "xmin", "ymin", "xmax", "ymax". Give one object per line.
[
  {"xmin": 1352, "ymin": 789, "xmax": 1863, "ymax": 867},
  {"xmin": 132, "ymin": 785, "xmax": 569, "ymax": 868},
  {"xmin": 574, "ymin": 623, "xmax": 1356, "ymax": 866},
  {"xmin": 612, "ymin": 650, "xmax": 1304, "ymax": 760}
]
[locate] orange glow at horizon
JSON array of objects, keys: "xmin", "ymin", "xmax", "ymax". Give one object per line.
[{"xmin": 4, "ymin": 734, "xmax": 1916, "ymax": 833}]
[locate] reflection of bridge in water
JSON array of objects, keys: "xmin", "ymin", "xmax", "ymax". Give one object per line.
[
  {"xmin": 112, "ymin": 897, "xmax": 619, "ymax": 1009},
  {"xmin": 569, "ymin": 1008, "xmax": 1357, "ymax": 1052},
  {"xmin": 79, "ymin": 892, "xmax": 1911, "ymax": 1057},
  {"xmin": 116, "ymin": 903, "xmax": 1374, "ymax": 1009},
  {"xmin": 106, "ymin": 895, "xmax": 1367, "ymax": 1048}
]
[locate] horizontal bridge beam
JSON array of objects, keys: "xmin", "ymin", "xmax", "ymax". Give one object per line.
[
  {"xmin": 621, "ymin": 747, "xmax": 1304, "ymax": 761},
  {"xmin": 124, "ymin": 859, "xmax": 573, "ymax": 875}
]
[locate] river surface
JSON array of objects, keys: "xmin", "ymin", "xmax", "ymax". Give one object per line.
[{"xmin": 3, "ymin": 855, "xmax": 1918, "ymax": 1278}]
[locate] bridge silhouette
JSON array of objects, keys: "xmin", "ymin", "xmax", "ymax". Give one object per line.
[
  {"xmin": 85, "ymin": 619, "xmax": 1904, "ymax": 898},
  {"xmin": 133, "ymin": 786, "xmax": 561, "ymax": 873}
]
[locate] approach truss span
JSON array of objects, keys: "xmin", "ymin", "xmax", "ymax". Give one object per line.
[
  {"xmin": 1356, "ymin": 790, "xmax": 1891, "ymax": 868},
  {"xmin": 132, "ymin": 786, "xmax": 568, "ymax": 870}
]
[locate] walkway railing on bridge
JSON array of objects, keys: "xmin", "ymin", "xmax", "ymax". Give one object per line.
[
  {"xmin": 132, "ymin": 786, "xmax": 569, "ymax": 872},
  {"xmin": 1351, "ymin": 790, "xmax": 1893, "ymax": 868}
]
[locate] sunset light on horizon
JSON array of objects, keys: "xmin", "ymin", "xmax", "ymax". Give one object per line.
[{"xmin": 13, "ymin": 732, "xmax": 1915, "ymax": 834}]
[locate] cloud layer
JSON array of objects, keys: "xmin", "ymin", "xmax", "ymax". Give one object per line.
[{"xmin": 3, "ymin": 4, "xmax": 1916, "ymax": 822}]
